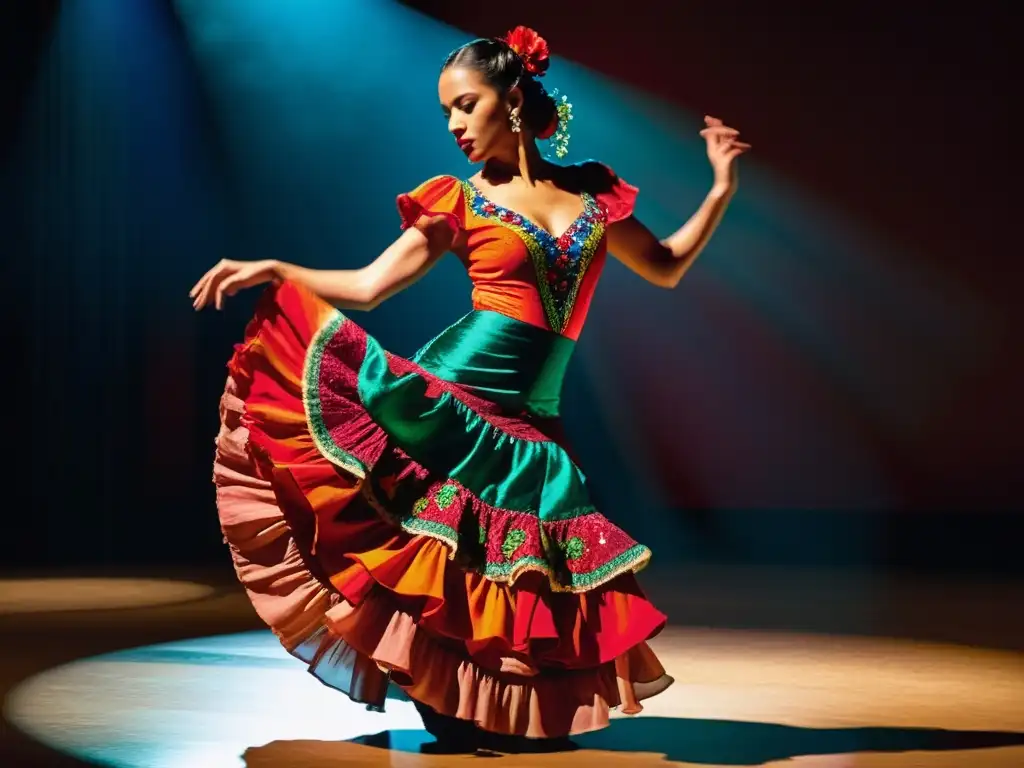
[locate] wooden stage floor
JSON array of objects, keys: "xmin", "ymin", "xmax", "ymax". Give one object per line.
[{"xmin": 2, "ymin": 564, "xmax": 1022, "ymax": 767}]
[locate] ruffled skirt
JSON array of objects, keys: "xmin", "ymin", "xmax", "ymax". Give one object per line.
[{"xmin": 213, "ymin": 280, "xmax": 673, "ymax": 738}]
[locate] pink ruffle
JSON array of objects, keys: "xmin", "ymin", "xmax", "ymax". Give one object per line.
[
  {"xmin": 214, "ymin": 379, "xmax": 392, "ymax": 707},
  {"xmin": 214, "ymin": 371, "xmax": 674, "ymax": 737},
  {"xmin": 322, "ymin": 587, "xmax": 672, "ymax": 736}
]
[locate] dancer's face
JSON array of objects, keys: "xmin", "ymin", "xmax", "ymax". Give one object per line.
[{"xmin": 439, "ymin": 66, "xmax": 521, "ymax": 164}]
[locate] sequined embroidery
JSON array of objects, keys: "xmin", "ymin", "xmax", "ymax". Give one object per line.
[
  {"xmin": 435, "ymin": 483, "xmax": 458, "ymax": 509},
  {"xmin": 561, "ymin": 536, "xmax": 585, "ymax": 560},
  {"xmin": 361, "ymin": 470, "xmax": 651, "ymax": 593},
  {"xmin": 501, "ymin": 528, "xmax": 527, "ymax": 560},
  {"xmin": 462, "ymin": 181, "xmax": 607, "ymax": 334}
]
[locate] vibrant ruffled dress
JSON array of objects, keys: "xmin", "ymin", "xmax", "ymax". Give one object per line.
[{"xmin": 213, "ymin": 162, "xmax": 673, "ymax": 738}]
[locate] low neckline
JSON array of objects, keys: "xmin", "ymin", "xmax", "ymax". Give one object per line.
[
  {"xmin": 464, "ymin": 179, "xmax": 592, "ymax": 242},
  {"xmin": 458, "ymin": 176, "xmax": 609, "ymax": 336}
]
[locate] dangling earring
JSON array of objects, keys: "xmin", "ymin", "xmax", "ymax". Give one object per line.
[{"xmin": 509, "ymin": 108, "xmax": 522, "ymax": 134}]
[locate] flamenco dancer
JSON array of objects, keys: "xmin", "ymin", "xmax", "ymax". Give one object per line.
[{"xmin": 190, "ymin": 26, "xmax": 748, "ymax": 753}]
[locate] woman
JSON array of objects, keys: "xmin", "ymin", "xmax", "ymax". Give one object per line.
[{"xmin": 191, "ymin": 26, "xmax": 748, "ymax": 752}]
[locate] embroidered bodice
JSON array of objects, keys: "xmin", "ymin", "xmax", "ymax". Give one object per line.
[{"xmin": 397, "ymin": 162, "xmax": 638, "ymax": 341}]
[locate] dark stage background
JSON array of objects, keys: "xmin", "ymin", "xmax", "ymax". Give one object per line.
[{"xmin": 0, "ymin": 2, "xmax": 1017, "ymax": 576}]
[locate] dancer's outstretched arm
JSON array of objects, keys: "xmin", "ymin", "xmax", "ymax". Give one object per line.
[
  {"xmin": 190, "ymin": 212, "xmax": 458, "ymax": 312},
  {"xmin": 607, "ymin": 115, "xmax": 750, "ymax": 289}
]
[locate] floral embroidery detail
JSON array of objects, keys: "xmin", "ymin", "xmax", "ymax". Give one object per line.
[
  {"xmin": 463, "ymin": 182, "xmax": 606, "ymax": 334},
  {"xmin": 561, "ymin": 536, "xmax": 585, "ymax": 560},
  {"xmin": 502, "ymin": 528, "xmax": 527, "ymax": 560},
  {"xmin": 362, "ymin": 474, "xmax": 651, "ymax": 593},
  {"xmin": 435, "ymin": 483, "xmax": 458, "ymax": 509}
]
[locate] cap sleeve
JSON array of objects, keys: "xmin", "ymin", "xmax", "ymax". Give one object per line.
[
  {"xmin": 593, "ymin": 165, "xmax": 638, "ymax": 225},
  {"xmin": 396, "ymin": 175, "xmax": 465, "ymax": 238}
]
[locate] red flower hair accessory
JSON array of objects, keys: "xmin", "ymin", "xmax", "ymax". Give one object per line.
[{"xmin": 501, "ymin": 26, "xmax": 550, "ymax": 76}]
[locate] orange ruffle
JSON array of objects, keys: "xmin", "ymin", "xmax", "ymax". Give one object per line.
[{"xmin": 213, "ymin": 282, "xmax": 673, "ymax": 737}]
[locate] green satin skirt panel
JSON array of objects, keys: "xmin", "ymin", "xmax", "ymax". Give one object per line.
[
  {"xmin": 410, "ymin": 310, "xmax": 575, "ymax": 419},
  {"xmin": 352, "ymin": 310, "xmax": 588, "ymax": 518}
]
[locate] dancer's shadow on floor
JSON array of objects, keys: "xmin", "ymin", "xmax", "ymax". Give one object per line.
[{"xmin": 243, "ymin": 718, "xmax": 1024, "ymax": 766}]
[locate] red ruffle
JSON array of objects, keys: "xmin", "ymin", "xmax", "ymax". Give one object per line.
[
  {"xmin": 397, "ymin": 195, "xmax": 462, "ymax": 238},
  {"xmin": 214, "ymin": 282, "xmax": 675, "ymax": 736},
  {"xmin": 593, "ymin": 164, "xmax": 639, "ymax": 224},
  {"xmin": 396, "ymin": 175, "xmax": 465, "ymax": 239}
]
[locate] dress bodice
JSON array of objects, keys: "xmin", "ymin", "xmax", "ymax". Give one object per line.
[{"xmin": 397, "ymin": 162, "xmax": 638, "ymax": 342}]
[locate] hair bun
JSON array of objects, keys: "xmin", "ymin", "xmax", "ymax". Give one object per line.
[
  {"xmin": 537, "ymin": 104, "xmax": 559, "ymax": 139},
  {"xmin": 501, "ymin": 26, "xmax": 550, "ymax": 76}
]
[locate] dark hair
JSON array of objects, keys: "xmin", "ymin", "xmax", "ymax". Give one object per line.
[{"xmin": 442, "ymin": 38, "xmax": 558, "ymax": 137}]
